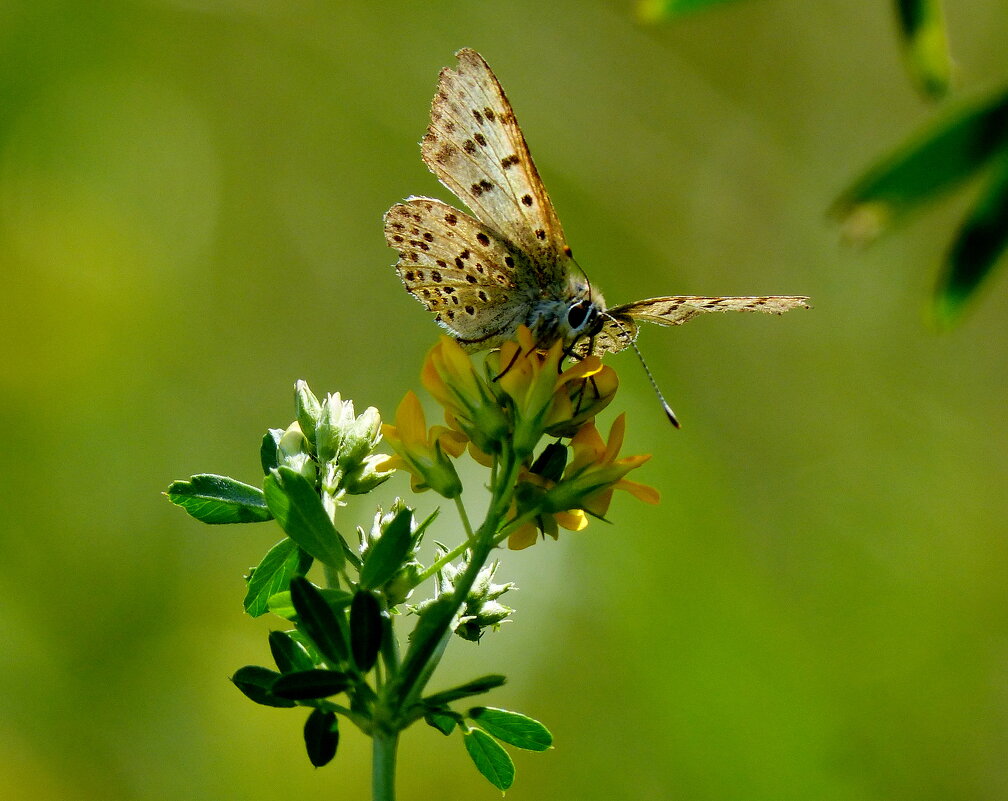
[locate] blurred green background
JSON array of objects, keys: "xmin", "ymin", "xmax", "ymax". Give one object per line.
[{"xmin": 3, "ymin": 1, "xmax": 1007, "ymax": 799}]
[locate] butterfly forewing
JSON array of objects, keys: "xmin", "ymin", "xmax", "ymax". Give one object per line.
[
  {"xmin": 611, "ymin": 295, "xmax": 811, "ymax": 328},
  {"xmin": 421, "ymin": 48, "xmax": 570, "ymax": 292},
  {"xmin": 384, "ymin": 197, "xmax": 528, "ymax": 350}
]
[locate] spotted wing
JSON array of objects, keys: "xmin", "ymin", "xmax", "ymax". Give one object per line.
[
  {"xmin": 384, "ymin": 197, "xmax": 529, "ymax": 351},
  {"xmin": 586, "ymin": 295, "xmax": 811, "ymax": 356},
  {"xmin": 421, "ymin": 48, "xmax": 571, "ymax": 291}
]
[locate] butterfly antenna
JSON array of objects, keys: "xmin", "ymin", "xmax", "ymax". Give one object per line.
[{"xmin": 600, "ymin": 311, "xmax": 680, "ymax": 428}]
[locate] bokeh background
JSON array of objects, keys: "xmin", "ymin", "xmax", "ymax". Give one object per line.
[{"xmin": 3, "ymin": 1, "xmax": 1007, "ymax": 799}]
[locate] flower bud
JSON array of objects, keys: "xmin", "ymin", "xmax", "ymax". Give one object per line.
[{"xmin": 295, "ymin": 380, "xmax": 322, "ymax": 446}]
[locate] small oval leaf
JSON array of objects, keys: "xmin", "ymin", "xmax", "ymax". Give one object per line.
[
  {"xmin": 167, "ymin": 474, "xmax": 272, "ymax": 524},
  {"xmin": 290, "ymin": 576, "xmax": 350, "ymax": 667},
  {"xmin": 272, "ymin": 669, "xmax": 352, "ymax": 700},
  {"xmin": 304, "ymin": 707, "xmax": 340, "ymax": 767},
  {"xmin": 244, "ymin": 538, "xmax": 313, "ymax": 618},
  {"xmin": 468, "ymin": 707, "xmax": 553, "ymax": 751},
  {"xmin": 230, "ymin": 665, "xmax": 295, "ymax": 708},
  {"xmin": 263, "ymin": 468, "xmax": 346, "ymax": 569},
  {"xmin": 269, "ymin": 630, "xmax": 316, "ymax": 673},
  {"xmin": 350, "ymin": 590, "xmax": 383, "ymax": 673},
  {"xmin": 359, "ymin": 507, "xmax": 414, "ymax": 590},
  {"xmin": 463, "ymin": 728, "xmax": 514, "ymax": 791}
]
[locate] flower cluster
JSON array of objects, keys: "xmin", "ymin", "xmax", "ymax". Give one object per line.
[
  {"xmin": 276, "ymin": 381, "xmax": 394, "ymax": 508},
  {"xmin": 382, "ymin": 328, "xmax": 658, "ymax": 549}
]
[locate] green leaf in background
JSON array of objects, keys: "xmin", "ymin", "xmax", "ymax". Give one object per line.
[
  {"xmin": 290, "ymin": 576, "xmax": 350, "ymax": 667},
  {"xmin": 424, "ymin": 711, "xmax": 458, "ymax": 736},
  {"xmin": 303, "ymin": 708, "xmax": 339, "ymax": 768},
  {"xmin": 268, "ymin": 629, "xmax": 316, "ymax": 673},
  {"xmin": 230, "ymin": 665, "xmax": 296, "ymax": 708},
  {"xmin": 263, "ymin": 467, "xmax": 346, "ymax": 568},
  {"xmin": 359, "ymin": 507, "xmax": 414, "ymax": 590},
  {"xmin": 935, "ymin": 155, "xmax": 1008, "ymax": 324},
  {"xmin": 895, "ymin": 0, "xmax": 952, "ymax": 100},
  {"xmin": 834, "ymin": 88, "xmax": 1008, "ymax": 242},
  {"xmin": 244, "ymin": 538, "xmax": 313, "ymax": 617},
  {"xmin": 349, "ymin": 590, "xmax": 383, "ymax": 673},
  {"xmin": 260, "ymin": 428, "xmax": 283, "ymax": 474},
  {"xmin": 468, "ymin": 707, "xmax": 553, "ymax": 751},
  {"xmin": 463, "ymin": 727, "xmax": 515, "ymax": 791},
  {"xmin": 637, "ymin": 0, "xmax": 742, "ymax": 22},
  {"xmin": 271, "ymin": 669, "xmax": 352, "ymax": 700},
  {"xmin": 422, "ymin": 675, "xmax": 507, "ymax": 707},
  {"xmin": 166, "ymin": 474, "xmax": 272, "ymax": 524}
]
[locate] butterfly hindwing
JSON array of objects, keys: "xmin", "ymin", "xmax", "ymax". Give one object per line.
[
  {"xmin": 384, "ymin": 197, "xmax": 527, "ymax": 350},
  {"xmin": 421, "ymin": 48, "xmax": 570, "ymax": 292}
]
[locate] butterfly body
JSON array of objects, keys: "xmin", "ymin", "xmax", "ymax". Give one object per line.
[{"xmin": 385, "ymin": 49, "xmax": 809, "ymax": 359}]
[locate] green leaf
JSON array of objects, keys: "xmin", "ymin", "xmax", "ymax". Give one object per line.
[
  {"xmin": 349, "ymin": 590, "xmax": 383, "ymax": 673},
  {"xmin": 290, "ymin": 576, "xmax": 350, "ymax": 667},
  {"xmin": 269, "ymin": 629, "xmax": 316, "ymax": 673},
  {"xmin": 260, "ymin": 429, "xmax": 283, "ymax": 474},
  {"xmin": 359, "ymin": 507, "xmax": 414, "ymax": 590},
  {"xmin": 834, "ymin": 88, "xmax": 1008, "ymax": 242},
  {"xmin": 636, "ymin": 0, "xmax": 742, "ymax": 21},
  {"xmin": 268, "ymin": 587, "xmax": 353, "ymax": 620},
  {"xmin": 935, "ymin": 156, "xmax": 1008, "ymax": 324},
  {"xmin": 463, "ymin": 728, "xmax": 514, "ymax": 791},
  {"xmin": 895, "ymin": 0, "xmax": 951, "ymax": 100},
  {"xmin": 244, "ymin": 538, "xmax": 313, "ymax": 617},
  {"xmin": 390, "ymin": 595, "xmax": 456, "ymax": 706},
  {"xmin": 468, "ymin": 707, "xmax": 553, "ymax": 751},
  {"xmin": 423, "ymin": 675, "xmax": 507, "ymax": 707},
  {"xmin": 230, "ymin": 665, "xmax": 295, "ymax": 708},
  {"xmin": 304, "ymin": 707, "xmax": 339, "ymax": 767},
  {"xmin": 263, "ymin": 467, "xmax": 346, "ymax": 568},
  {"xmin": 272, "ymin": 669, "xmax": 352, "ymax": 700},
  {"xmin": 166, "ymin": 474, "xmax": 272, "ymax": 524},
  {"xmin": 425, "ymin": 711, "xmax": 458, "ymax": 736}
]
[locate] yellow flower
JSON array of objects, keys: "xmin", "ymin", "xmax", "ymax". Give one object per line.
[
  {"xmin": 489, "ymin": 326, "xmax": 617, "ymax": 457},
  {"xmin": 422, "ymin": 337, "xmax": 510, "ymax": 455},
  {"xmin": 380, "ymin": 391, "xmax": 466, "ymax": 498},
  {"xmin": 504, "ymin": 416, "xmax": 657, "ymax": 549},
  {"xmin": 507, "ymin": 468, "xmax": 588, "ymax": 550}
]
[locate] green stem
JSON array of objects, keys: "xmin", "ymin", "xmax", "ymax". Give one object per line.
[
  {"xmin": 454, "ymin": 495, "xmax": 475, "ymax": 542},
  {"xmin": 372, "ymin": 728, "xmax": 399, "ymax": 801}
]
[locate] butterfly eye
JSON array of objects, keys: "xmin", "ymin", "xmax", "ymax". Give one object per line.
[{"xmin": 566, "ymin": 300, "xmax": 591, "ymax": 331}]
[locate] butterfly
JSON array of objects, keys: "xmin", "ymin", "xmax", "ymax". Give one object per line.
[{"xmin": 384, "ymin": 49, "xmax": 809, "ymax": 415}]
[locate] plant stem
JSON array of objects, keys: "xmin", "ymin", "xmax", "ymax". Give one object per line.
[{"xmin": 372, "ymin": 728, "xmax": 399, "ymax": 801}]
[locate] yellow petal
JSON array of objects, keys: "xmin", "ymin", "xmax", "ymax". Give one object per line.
[
  {"xmin": 555, "ymin": 509, "xmax": 589, "ymax": 531},
  {"xmin": 603, "ymin": 413, "xmax": 627, "ymax": 464},
  {"xmin": 396, "ymin": 391, "xmax": 427, "ymax": 443},
  {"xmin": 508, "ymin": 523, "xmax": 539, "ymax": 550},
  {"xmin": 616, "ymin": 478, "xmax": 661, "ymax": 505}
]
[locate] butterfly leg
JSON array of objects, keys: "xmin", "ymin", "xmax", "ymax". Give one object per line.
[{"xmin": 492, "ymin": 345, "xmax": 525, "ymax": 382}]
